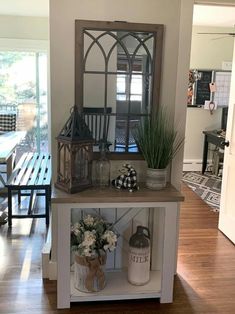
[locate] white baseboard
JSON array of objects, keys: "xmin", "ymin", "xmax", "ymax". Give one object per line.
[
  {"xmin": 42, "ymin": 245, "xmax": 57, "ymax": 280},
  {"xmin": 183, "ymin": 159, "xmax": 212, "ymax": 172},
  {"xmin": 41, "ymin": 214, "xmax": 57, "ymax": 279},
  {"xmin": 42, "ymin": 241, "xmax": 57, "ymax": 280},
  {"xmin": 42, "ymin": 242, "xmax": 51, "ymax": 279},
  {"xmin": 49, "ymin": 261, "xmax": 57, "ymax": 280}
]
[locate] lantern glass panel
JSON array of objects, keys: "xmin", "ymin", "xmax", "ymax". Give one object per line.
[
  {"xmin": 58, "ymin": 143, "xmax": 71, "ymax": 184},
  {"xmin": 74, "ymin": 146, "xmax": 87, "ymax": 183}
]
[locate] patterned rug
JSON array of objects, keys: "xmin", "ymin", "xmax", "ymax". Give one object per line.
[{"xmin": 182, "ymin": 172, "xmax": 222, "ymax": 212}]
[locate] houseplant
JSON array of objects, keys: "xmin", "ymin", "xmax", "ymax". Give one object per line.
[
  {"xmin": 134, "ymin": 107, "xmax": 184, "ymax": 190},
  {"xmin": 71, "ymin": 214, "xmax": 117, "ymax": 292}
]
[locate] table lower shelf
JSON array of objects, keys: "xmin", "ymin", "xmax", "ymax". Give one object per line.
[{"xmin": 70, "ymin": 270, "xmax": 161, "ymax": 302}]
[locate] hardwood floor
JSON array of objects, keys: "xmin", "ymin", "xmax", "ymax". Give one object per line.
[{"xmin": 0, "ymin": 184, "xmax": 235, "ymax": 313}]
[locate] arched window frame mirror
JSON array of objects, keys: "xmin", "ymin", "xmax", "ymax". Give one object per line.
[{"xmin": 75, "ymin": 19, "xmax": 163, "ymax": 159}]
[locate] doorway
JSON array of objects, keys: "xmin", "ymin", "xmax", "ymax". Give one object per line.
[
  {"xmin": 0, "ymin": 3, "xmax": 49, "ymax": 194},
  {"xmin": 183, "ymin": 3, "xmax": 235, "ymax": 211}
]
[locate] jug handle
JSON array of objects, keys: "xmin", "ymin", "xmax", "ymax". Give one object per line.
[{"xmin": 141, "ymin": 226, "xmax": 150, "ymax": 239}]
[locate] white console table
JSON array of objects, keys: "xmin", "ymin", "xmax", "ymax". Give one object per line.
[{"xmin": 52, "ymin": 184, "xmax": 184, "ymax": 309}]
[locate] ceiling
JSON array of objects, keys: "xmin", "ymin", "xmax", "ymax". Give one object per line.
[{"xmin": 0, "ymin": 1, "xmax": 234, "ymax": 28}]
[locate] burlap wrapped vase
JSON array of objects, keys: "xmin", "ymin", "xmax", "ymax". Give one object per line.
[{"xmin": 74, "ymin": 251, "xmax": 107, "ymax": 292}]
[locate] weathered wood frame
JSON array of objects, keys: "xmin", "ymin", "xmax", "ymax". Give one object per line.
[{"xmin": 75, "ymin": 20, "xmax": 164, "ymax": 159}]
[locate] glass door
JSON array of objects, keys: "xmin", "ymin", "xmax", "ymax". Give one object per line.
[{"xmin": 0, "ymin": 50, "xmax": 48, "ymax": 153}]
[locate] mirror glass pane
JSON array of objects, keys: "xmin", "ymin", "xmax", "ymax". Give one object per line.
[{"xmin": 83, "ymin": 74, "xmax": 105, "ymax": 107}]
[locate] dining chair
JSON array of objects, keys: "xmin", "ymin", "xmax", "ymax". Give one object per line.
[{"xmin": 0, "ymin": 113, "xmax": 17, "ymax": 132}]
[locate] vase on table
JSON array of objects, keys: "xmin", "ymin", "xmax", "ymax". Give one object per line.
[
  {"xmin": 94, "ymin": 141, "xmax": 111, "ymax": 188},
  {"xmin": 146, "ymin": 168, "xmax": 167, "ymax": 190},
  {"xmin": 128, "ymin": 226, "xmax": 151, "ymax": 285},
  {"xmin": 74, "ymin": 251, "xmax": 107, "ymax": 292}
]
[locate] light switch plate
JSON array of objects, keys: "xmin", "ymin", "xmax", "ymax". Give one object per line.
[{"xmin": 222, "ymin": 61, "xmax": 232, "ymax": 71}]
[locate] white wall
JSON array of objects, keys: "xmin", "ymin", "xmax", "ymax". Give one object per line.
[
  {"xmin": 48, "ymin": 1, "xmax": 194, "ymax": 277},
  {"xmin": 0, "ymin": 15, "xmax": 49, "ymax": 40},
  {"xmin": 184, "ymin": 25, "xmax": 234, "ymax": 167},
  {"xmin": 50, "ymin": 0, "xmax": 194, "ymax": 188},
  {"xmin": 190, "ymin": 26, "xmax": 234, "ymax": 69},
  {"xmin": 185, "ymin": 107, "xmax": 222, "ymax": 159}
]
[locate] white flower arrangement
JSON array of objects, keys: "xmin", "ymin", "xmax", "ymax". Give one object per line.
[{"xmin": 71, "ymin": 215, "xmax": 118, "ymax": 257}]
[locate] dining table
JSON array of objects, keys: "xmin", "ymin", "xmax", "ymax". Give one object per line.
[{"xmin": 0, "ymin": 131, "xmax": 26, "ymax": 187}]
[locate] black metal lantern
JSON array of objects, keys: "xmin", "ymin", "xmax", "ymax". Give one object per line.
[{"xmin": 55, "ymin": 106, "xmax": 94, "ymax": 193}]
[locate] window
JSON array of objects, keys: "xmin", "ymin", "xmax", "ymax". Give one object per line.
[{"xmin": 0, "ymin": 48, "xmax": 48, "ymax": 153}]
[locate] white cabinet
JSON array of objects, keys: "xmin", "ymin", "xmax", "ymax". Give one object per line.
[{"xmin": 52, "ymin": 185, "xmax": 184, "ymax": 309}]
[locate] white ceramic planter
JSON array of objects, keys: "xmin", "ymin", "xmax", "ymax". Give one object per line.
[{"xmin": 146, "ymin": 168, "xmax": 167, "ymax": 190}]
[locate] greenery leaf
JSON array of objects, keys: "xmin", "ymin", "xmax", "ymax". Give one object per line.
[{"xmin": 134, "ymin": 107, "xmax": 184, "ymax": 169}]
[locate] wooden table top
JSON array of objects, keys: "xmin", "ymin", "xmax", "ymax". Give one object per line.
[
  {"xmin": 52, "ymin": 184, "xmax": 184, "ymax": 204},
  {"xmin": 0, "ymin": 131, "xmax": 26, "ymax": 161}
]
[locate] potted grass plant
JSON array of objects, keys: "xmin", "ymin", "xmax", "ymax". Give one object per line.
[{"xmin": 134, "ymin": 107, "xmax": 184, "ymax": 190}]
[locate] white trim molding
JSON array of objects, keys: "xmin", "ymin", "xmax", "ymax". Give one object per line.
[
  {"xmin": 195, "ymin": 0, "xmax": 235, "ymax": 6},
  {"xmin": 0, "ymin": 38, "xmax": 49, "ymax": 52},
  {"xmin": 183, "ymin": 159, "xmax": 213, "ymax": 171}
]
